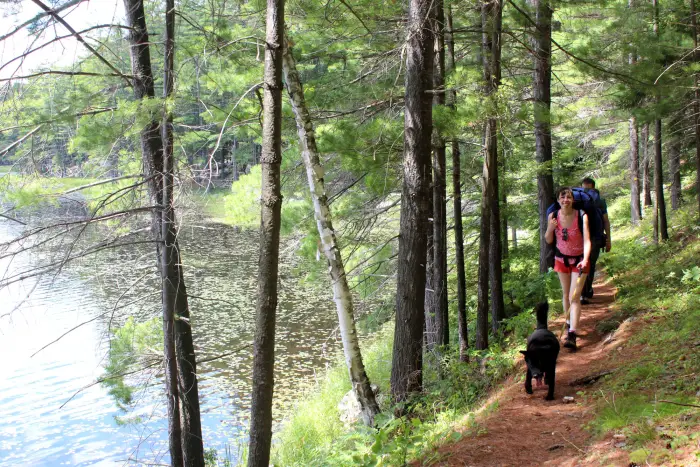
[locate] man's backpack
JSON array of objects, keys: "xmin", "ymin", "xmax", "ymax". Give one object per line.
[{"xmin": 546, "ymin": 187, "xmax": 605, "ymax": 243}]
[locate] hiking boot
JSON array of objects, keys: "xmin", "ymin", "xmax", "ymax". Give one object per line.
[
  {"xmin": 581, "ymin": 298, "xmax": 591, "ymax": 305},
  {"xmin": 564, "ymin": 331, "xmax": 577, "ymax": 350}
]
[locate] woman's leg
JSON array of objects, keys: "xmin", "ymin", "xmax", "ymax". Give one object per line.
[
  {"xmin": 558, "ymin": 271, "xmax": 572, "ymax": 316},
  {"xmin": 568, "ymin": 271, "xmax": 588, "ymax": 331}
]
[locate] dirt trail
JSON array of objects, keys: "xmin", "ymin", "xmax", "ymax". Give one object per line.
[{"xmin": 427, "ymin": 281, "xmax": 619, "ymax": 467}]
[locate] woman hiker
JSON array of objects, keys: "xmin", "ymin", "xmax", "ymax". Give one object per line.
[{"xmin": 545, "ymin": 187, "xmax": 591, "ymax": 351}]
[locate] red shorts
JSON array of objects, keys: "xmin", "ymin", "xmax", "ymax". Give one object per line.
[{"xmin": 554, "ymin": 256, "xmax": 590, "ymax": 274}]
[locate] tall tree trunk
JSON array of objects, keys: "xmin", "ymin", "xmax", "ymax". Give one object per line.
[
  {"xmin": 446, "ymin": 1, "xmax": 468, "ymax": 362},
  {"xmin": 123, "ymin": 1, "xmax": 185, "ymax": 464},
  {"xmin": 122, "ymin": 0, "xmax": 163, "ymax": 238},
  {"xmin": 162, "ymin": 3, "xmax": 205, "ymax": 465},
  {"xmin": 281, "ymin": 36, "xmax": 380, "ymax": 425},
  {"xmin": 692, "ymin": 0, "xmax": 700, "ymax": 218},
  {"xmin": 247, "ymin": 0, "xmax": 284, "ymax": 463},
  {"xmin": 653, "ymin": 119, "xmax": 669, "ymax": 242},
  {"xmin": 629, "ymin": 117, "xmax": 642, "ymax": 223},
  {"xmin": 391, "ymin": 0, "xmax": 433, "ymax": 401},
  {"xmin": 652, "ymin": 0, "xmax": 669, "ymax": 243},
  {"xmin": 642, "ymin": 123, "xmax": 653, "ymax": 207},
  {"xmin": 430, "ymin": 0, "xmax": 449, "ymax": 348},
  {"xmin": 475, "ymin": 146, "xmax": 490, "ymax": 350},
  {"xmin": 481, "ymin": 0, "xmax": 504, "ymax": 339},
  {"xmin": 476, "ymin": 0, "xmax": 494, "ymax": 350},
  {"xmin": 500, "ymin": 147, "xmax": 509, "ymax": 273},
  {"xmin": 531, "ymin": 0, "xmax": 554, "ymax": 274},
  {"xmin": 628, "ymin": 0, "xmax": 642, "ymax": 224},
  {"xmin": 424, "ymin": 174, "xmax": 436, "ymax": 348},
  {"xmin": 669, "ymin": 115, "xmax": 682, "ymax": 210}
]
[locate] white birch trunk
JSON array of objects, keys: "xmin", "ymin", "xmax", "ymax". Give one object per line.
[{"xmin": 282, "ymin": 34, "xmax": 380, "ymax": 425}]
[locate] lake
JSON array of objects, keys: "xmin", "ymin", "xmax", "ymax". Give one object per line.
[{"xmin": 0, "ymin": 213, "xmax": 341, "ymax": 466}]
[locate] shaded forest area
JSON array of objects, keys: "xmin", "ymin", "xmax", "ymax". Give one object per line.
[{"xmin": 1, "ymin": 0, "xmax": 699, "ymax": 465}]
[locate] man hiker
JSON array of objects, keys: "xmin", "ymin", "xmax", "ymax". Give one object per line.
[{"xmin": 581, "ymin": 177, "xmax": 611, "ymax": 304}]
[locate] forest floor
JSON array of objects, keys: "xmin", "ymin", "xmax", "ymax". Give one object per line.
[{"xmin": 418, "ymin": 277, "xmax": 698, "ymax": 466}]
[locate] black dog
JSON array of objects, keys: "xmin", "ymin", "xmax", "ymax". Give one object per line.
[{"xmin": 520, "ymin": 302, "xmax": 560, "ymax": 400}]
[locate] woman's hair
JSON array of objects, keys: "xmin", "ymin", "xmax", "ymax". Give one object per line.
[{"xmin": 556, "ymin": 186, "xmax": 574, "ymax": 199}]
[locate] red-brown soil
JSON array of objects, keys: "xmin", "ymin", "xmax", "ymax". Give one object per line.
[{"xmin": 421, "ymin": 281, "xmax": 625, "ymax": 466}]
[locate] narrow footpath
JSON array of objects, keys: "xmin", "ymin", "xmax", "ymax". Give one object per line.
[{"xmin": 426, "ymin": 281, "xmax": 620, "ymax": 466}]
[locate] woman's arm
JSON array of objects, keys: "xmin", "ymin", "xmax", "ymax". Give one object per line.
[
  {"xmin": 545, "ymin": 212, "xmax": 556, "ymax": 244},
  {"xmin": 580, "ymin": 213, "xmax": 591, "ymax": 269}
]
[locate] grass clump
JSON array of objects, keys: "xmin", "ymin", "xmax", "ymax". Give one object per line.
[
  {"xmin": 272, "ymin": 316, "xmax": 528, "ymax": 466},
  {"xmin": 585, "ymin": 198, "xmax": 700, "ymax": 459},
  {"xmin": 273, "ymin": 324, "xmax": 393, "ymax": 466}
]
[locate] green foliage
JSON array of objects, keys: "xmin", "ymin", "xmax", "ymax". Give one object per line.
[
  {"xmin": 199, "ymin": 165, "xmax": 312, "ymax": 234},
  {"xmin": 273, "ymin": 324, "xmax": 393, "ymax": 466},
  {"xmin": 101, "ymin": 317, "xmax": 162, "ymax": 412},
  {"xmin": 584, "ymin": 198, "xmax": 700, "ymax": 455},
  {"xmin": 591, "ymin": 393, "xmax": 690, "ymax": 435},
  {"xmin": 273, "ymin": 320, "xmax": 522, "ymax": 466}
]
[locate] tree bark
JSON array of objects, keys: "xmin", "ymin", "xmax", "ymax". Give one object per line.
[
  {"xmin": 628, "ymin": 0, "xmax": 642, "ymax": 224},
  {"xmin": 122, "ymin": 0, "xmax": 163, "ymax": 237},
  {"xmin": 424, "ymin": 172, "xmax": 436, "ymax": 348},
  {"xmin": 391, "ymin": 0, "xmax": 433, "ymax": 401},
  {"xmin": 248, "ymin": 0, "xmax": 284, "ymax": 463},
  {"xmin": 629, "ymin": 117, "xmax": 642, "ymax": 223},
  {"xmin": 476, "ymin": 119, "xmax": 491, "ymax": 351},
  {"xmin": 430, "ymin": 0, "xmax": 449, "ymax": 348},
  {"xmin": 692, "ymin": 0, "xmax": 700, "ymax": 219},
  {"xmin": 652, "ymin": 0, "xmax": 669, "ymax": 243},
  {"xmin": 480, "ymin": 0, "xmax": 504, "ymax": 340},
  {"xmin": 446, "ymin": 1, "xmax": 468, "ymax": 362},
  {"xmin": 281, "ymin": 35, "xmax": 380, "ymax": 425},
  {"xmin": 123, "ymin": 1, "xmax": 185, "ymax": 464},
  {"xmin": 500, "ymin": 147, "xmax": 509, "ymax": 273},
  {"xmin": 531, "ymin": 0, "xmax": 554, "ymax": 274},
  {"xmin": 642, "ymin": 123, "xmax": 653, "ymax": 207},
  {"xmin": 162, "ymin": 3, "xmax": 204, "ymax": 464},
  {"xmin": 653, "ymin": 119, "xmax": 669, "ymax": 242},
  {"xmin": 669, "ymin": 115, "xmax": 682, "ymax": 210}
]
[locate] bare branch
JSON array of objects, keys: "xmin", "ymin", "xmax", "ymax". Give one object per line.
[
  {"xmin": 1, "ymin": 239, "xmax": 159, "ymax": 289},
  {"xmin": 0, "ymin": 206, "xmax": 157, "ymax": 251},
  {"xmin": 0, "ymin": 0, "xmax": 86, "ymax": 43},
  {"xmin": 0, "ymin": 212, "xmax": 27, "ymax": 225},
  {"xmin": 0, "ymin": 24, "xmax": 132, "ymax": 76},
  {"xmin": 62, "ymin": 174, "xmax": 143, "ymax": 194},
  {"xmin": 0, "ymin": 70, "xmax": 132, "ymax": 82},
  {"xmin": 29, "ymin": 0, "xmax": 132, "ymax": 87},
  {"xmin": 337, "ymin": 0, "xmax": 372, "ymax": 35},
  {"xmin": 0, "ymin": 125, "xmax": 42, "ymax": 157}
]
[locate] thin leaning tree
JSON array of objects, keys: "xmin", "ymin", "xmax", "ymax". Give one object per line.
[
  {"xmin": 123, "ymin": 0, "xmax": 204, "ymax": 464},
  {"xmin": 281, "ymin": 34, "xmax": 380, "ymax": 425}
]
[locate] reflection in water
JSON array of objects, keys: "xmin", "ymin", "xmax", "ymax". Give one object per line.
[{"xmin": 0, "ymin": 219, "xmax": 339, "ymax": 465}]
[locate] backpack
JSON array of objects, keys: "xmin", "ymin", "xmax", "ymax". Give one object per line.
[{"xmin": 546, "ymin": 187, "xmax": 605, "ymax": 244}]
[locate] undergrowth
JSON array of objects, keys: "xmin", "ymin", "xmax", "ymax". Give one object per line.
[
  {"xmin": 271, "ymin": 248, "xmax": 562, "ymax": 466},
  {"xmin": 584, "ymin": 195, "xmax": 700, "ymax": 465},
  {"xmin": 272, "ymin": 323, "xmax": 519, "ymax": 467}
]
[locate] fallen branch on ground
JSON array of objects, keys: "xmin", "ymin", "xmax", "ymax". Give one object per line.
[
  {"xmin": 569, "ymin": 369, "xmax": 616, "ymax": 386},
  {"xmin": 657, "ymin": 400, "xmax": 700, "ymax": 409}
]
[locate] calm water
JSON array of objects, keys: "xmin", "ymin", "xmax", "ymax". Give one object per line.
[{"xmin": 0, "ymin": 216, "xmax": 339, "ymax": 465}]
